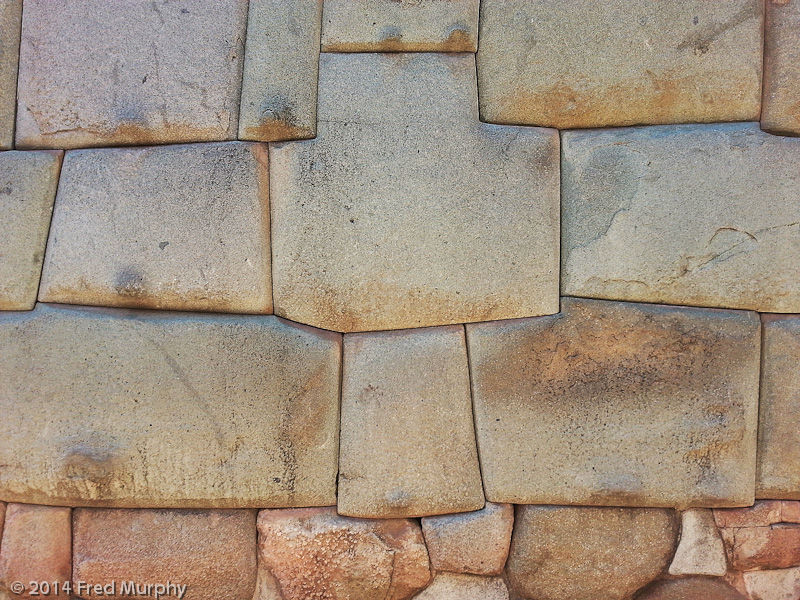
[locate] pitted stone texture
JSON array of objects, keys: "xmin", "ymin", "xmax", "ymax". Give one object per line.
[
  {"xmin": 744, "ymin": 567, "xmax": 800, "ymax": 600},
  {"xmin": 256, "ymin": 507, "xmax": 431, "ymax": 600},
  {"xmin": 73, "ymin": 509, "xmax": 256, "ymax": 600},
  {"xmin": 757, "ymin": 315, "xmax": 800, "ymax": 498},
  {"xmin": 669, "ymin": 509, "xmax": 727, "ymax": 576},
  {"xmin": 729, "ymin": 525, "xmax": 800, "ymax": 571},
  {"xmin": 321, "ymin": 0, "xmax": 479, "ymax": 52},
  {"xmin": 0, "ymin": 505, "xmax": 71, "ymax": 600},
  {"xmin": 38, "ymin": 142, "xmax": 272, "ymax": 314},
  {"xmin": 339, "ymin": 326, "xmax": 484, "ymax": 517},
  {"xmin": 635, "ymin": 577, "xmax": 748, "ymax": 600},
  {"xmin": 411, "ymin": 573, "xmax": 508, "ymax": 600},
  {"xmin": 783, "ymin": 502, "xmax": 800, "ymax": 524},
  {"xmin": 0, "ymin": 0, "xmax": 21, "ymax": 149},
  {"xmin": 715, "ymin": 502, "xmax": 784, "ymax": 528},
  {"xmin": 0, "ymin": 304, "xmax": 341, "ymax": 508},
  {"xmin": 507, "ymin": 506, "xmax": 678, "ymax": 600},
  {"xmin": 16, "ymin": 0, "xmax": 246, "ymax": 149},
  {"xmin": 762, "ymin": 0, "xmax": 800, "ymax": 135},
  {"xmin": 238, "ymin": 0, "xmax": 321, "ymax": 142},
  {"xmin": 467, "ymin": 298, "xmax": 760, "ymax": 508},
  {"xmin": 0, "ymin": 151, "xmax": 62, "ymax": 310},
  {"xmin": 562, "ymin": 123, "xmax": 800, "ymax": 313},
  {"xmin": 421, "ymin": 503, "xmax": 513, "ymax": 575},
  {"xmin": 477, "ymin": 0, "xmax": 762, "ymax": 129},
  {"xmin": 270, "ymin": 52, "xmax": 559, "ymax": 332}
]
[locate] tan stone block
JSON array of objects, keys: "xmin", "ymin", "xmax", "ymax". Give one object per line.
[
  {"xmin": 321, "ymin": 0, "xmax": 479, "ymax": 52},
  {"xmin": 16, "ymin": 0, "xmax": 247, "ymax": 149},
  {"xmin": 762, "ymin": 0, "xmax": 800, "ymax": 136},
  {"xmin": 757, "ymin": 315, "xmax": 800, "ymax": 498},
  {"xmin": 0, "ymin": 304, "xmax": 341, "ymax": 508},
  {"xmin": 411, "ymin": 573, "xmax": 508, "ymax": 600},
  {"xmin": 562, "ymin": 123, "xmax": 800, "ymax": 313},
  {"xmin": 715, "ymin": 501, "xmax": 784, "ymax": 528},
  {"xmin": 783, "ymin": 502, "xmax": 800, "ymax": 524},
  {"xmin": 744, "ymin": 567, "xmax": 800, "ymax": 600},
  {"xmin": 38, "ymin": 142, "xmax": 272, "ymax": 314},
  {"xmin": 421, "ymin": 503, "xmax": 513, "ymax": 576},
  {"xmin": 255, "ymin": 507, "xmax": 431, "ymax": 600},
  {"xmin": 0, "ymin": 151, "xmax": 62, "ymax": 310},
  {"xmin": 507, "ymin": 506, "xmax": 679, "ymax": 600},
  {"xmin": 635, "ymin": 577, "xmax": 748, "ymax": 600},
  {"xmin": 730, "ymin": 525, "xmax": 800, "ymax": 571},
  {"xmin": 0, "ymin": 0, "xmax": 21, "ymax": 149},
  {"xmin": 338, "ymin": 325, "xmax": 484, "ymax": 518},
  {"xmin": 270, "ymin": 52, "xmax": 559, "ymax": 332},
  {"xmin": 669, "ymin": 509, "xmax": 727, "ymax": 576},
  {"xmin": 467, "ymin": 298, "xmax": 760, "ymax": 508},
  {"xmin": 238, "ymin": 0, "xmax": 321, "ymax": 142},
  {"xmin": 0, "ymin": 504, "xmax": 71, "ymax": 600},
  {"xmin": 477, "ymin": 0, "xmax": 762, "ymax": 129},
  {"xmin": 73, "ymin": 508, "xmax": 256, "ymax": 600}
]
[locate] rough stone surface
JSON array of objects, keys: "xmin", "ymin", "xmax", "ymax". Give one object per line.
[
  {"xmin": 73, "ymin": 509, "xmax": 256, "ymax": 600},
  {"xmin": 762, "ymin": 0, "xmax": 800, "ymax": 135},
  {"xmin": 238, "ymin": 0, "xmax": 321, "ymax": 142},
  {"xmin": 0, "ymin": 151, "xmax": 62, "ymax": 310},
  {"xmin": 270, "ymin": 52, "xmax": 559, "ymax": 332},
  {"xmin": 321, "ymin": 0, "xmax": 479, "ymax": 52},
  {"xmin": 507, "ymin": 506, "xmax": 679, "ymax": 600},
  {"xmin": 783, "ymin": 502, "xmax": 800, "ymax": 524},
  {"xmin": 0, "ymin": 502, "xmax": 4, "ymax": 539},
  {"xmin": 477, "ymin": 0, "xmax": 762, "ymax": 129},
  {"xmin": 744, "ymin": 567, "xmax": 800, "ymax": 600},
  {"xmin": 669, "ymin": 509, "xmax": 727, "ymax": 576},
  {"xmin": 562, "ymin": 123, "xmax": 800, "ymax": 313},
  {"xmin": 16, "ymin": 0, "xmax": 247, "ymax": 149},
  {"xmin": 0, "ymin": 0, "xmax": 21, "ymax": 149},
  {"xmin": 338, "ymin": 326, "xmax": 484, "ymax": 517},
  {"xmin": 421, "ymin": 503, "xmax": 513, "ymax": 576},
  {"xmin": 757, "ymin": 315, "xmax": 800, "ymax": 498},
  {"xmin": 715, "ymin": 502, "xmax": 784, "ymax": 528},
  {"xmin": 467, "ymin": 297, "xmax": 761, "ymax": 508},
  {"xmin": 411, "ymin": 573, "xmax": 508, "ymax": 600},
  {"xmin": 38, "ymin": 142, "xmax": 272, "ymax": 314},
  {"xmin": 635, "ymin": 577, "xmax": 748, "ymax": 600},
  {"xmin": 0, "ymin": 304, "xmax": 341, "ymax": 508},
  {"xmin": 729, "ymin": 525, "xmax": 800, "ymax": 571},
  {"xmin": 0, "ymin": 504, "xmax": 71, "ymax": 600},
  {"xmin": 256, "ymin": 507, "xmax": 431, "ymax": 600}
]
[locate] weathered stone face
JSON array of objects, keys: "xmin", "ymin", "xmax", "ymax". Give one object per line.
[
  {"xmin": 729, "ymin": 525, "xmax": 800, "ymax": 571},
  {"xmin": 338, "ymin": 325, "xmax": 484, "ymax": 517},
  {"xmin": 562, "ymin": 123, "xmax": 800, "ymax": 313},
  {"xmin": 477, "ymin": 0, "xmax": 762, "ymax": 129},
  {"xmin": 507, "ymin": 506, "xmax": 679, "ymax": 600},
  {"xmin": 467, "ymin": 297, "xmax": 761, "ymax": 508},
  {"xmin": 0, "ymin": 304, "xmax": 341, "ymax": 508},
  {"xmin": 73, "ymin": 509, "xmax": 257, "ymax": 600},
  {"xmin": 0, "ymin": 0, "xmax": 21, "ymax": 149},
  {"xmin": 16, "ymin": 0, "xmax": 247, "ymax": 149},
  {"xmin": 762, "ymin": 0, "xmax": 800, "ymax": 135},
  {"xmin": 715, "ymin": 501, "xmax": 784, "ymax": 528},
  {"xmin": 321, "ymin": 0, "xmax": 479, "ymax": 52},
  {"xmin": 411, "ymin": 573, "xmax": 509, "ymax": 600},
  {"xmin": 270, "ymin": 52, "xmax": 560, "ymax": 332},
  {"xmin": 635, "ymin": 577, "xmax": 748, "ymax": 600},
  {"xmin": 669, "ymin": 509, "xmax": 727, "ymax": 576},
  {"xmin": 744, "ymin": 566, "xmax": 800, "ymax": 600},
  {"xmin": 38, "ymin": 142, "xmax": 272, "ymax": 314}
]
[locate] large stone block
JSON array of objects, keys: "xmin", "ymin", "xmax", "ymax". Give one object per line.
[
  {"xmin": 73, "ymin": 509, "xmax": 257, "ymax": 600},
  {"xmin": 16, "ymin": 0, "xmax": 247, "ymax": 149},
  {"xmin": 38, "ymin": 142, "xmax": 272, "ymax": 314},
  {"xmin": 0, "ymin": 0, "xmax": 21, "ymax": 149},
  {"xmin": 758, "ymin": 315, "xmax": 800, "ymax": 499},
  {"xmin": 562, "ymin": 123, "xmax": 800, "ymax": 313},
  {"xmin": 321, "ymin": 0, "xmax": 479, "ymax": 52},
  {"xmin": 270, "ymin": 52, "xmax": 559, "ymax": 332},
  {"xmin": 338, "ymin": 325, "xmax": 484, "ymax": 517},
  {"xmin": 507, "ymin": 506, "xmax": 679, "ymax": 600},
  {"xmin": 0, "ymin": 304, "xmax": 341, "ymax": 508},
  {"xmin": 762, "ymin": 0, "xmax": 800, "ymax": 135},
  {"xmin": 0, "ymin": 150, "xmax": 62, "ymax": 310},
  {"xmin": 477, "ymin": 0, "xmax": 762, "ymax": 129},
  {"xmin": 238, "ymin": 0, "xmax": 322, "ymax": 142},
  {"xmin": 466, "ymin": 297, "xmax": 761, "ymax": 508}
]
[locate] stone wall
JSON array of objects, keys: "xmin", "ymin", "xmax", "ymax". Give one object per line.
[{"xmin": 0, "ymin": 1, "xmax": 798, "ymax": 599}]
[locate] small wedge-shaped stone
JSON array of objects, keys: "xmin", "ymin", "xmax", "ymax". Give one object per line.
[
  {"xmin": 339, "ymin": 326, "xmax": 484, "ymax": 517},
  {"xmin": 477, "ymin": 0, "xmax": 762, "ymax": 129},
  {"xmin": 16, "ymin": 0, "xmax": 247, "ymax": 149},
  {"xmin": 758, "ymin": 315, "xmax": 800, "ymax": 499},
  {"xmin": 0, "ymin": 151, "xmax": 62, "ymax": 310},
  {"xmin": 321, "ymin": 0, "xmax": 479, "ymax": 52},
  {"xmin": 411, "ymin": 573, "xmax": 508, "ymax": 600},
  {"xmin": 0, "ymin": 304, "xmax": 341, "ymax": 507},
  {"xmin": 73, "ymin": 509, "xmax": 257, "ymax": 600},
  {"xmin": 238, "ymin": 0, "xmax": 322, "ymax": 141},
  {"xmin": 0, "ymin": 0, "xmax": 21, "ymax": 149},
  {"xmin": 467, "ymin": 298, "xmax": 760, "ymax": 507},
  {"xmin": 271, "ymin": 53, "xmax": 559, "ymax": 332},
  {"xmin": 669, "ymin": 509, "xmax": 727, "ymax": 576},
  {"xmin": 762, "ymin": 0, "xmax": 800, "ymax": 135},
  {"xmin": 562, "ymin": 123, "xmax": 800, "ymax": 313},
  {"xmin": 39, "ymin": 142, "xmax": 272, "ymax": 313}
]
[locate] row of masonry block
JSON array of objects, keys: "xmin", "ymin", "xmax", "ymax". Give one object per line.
[
  {"xmin": 1, "ymin": 299, "xmax": 797, "ymax": 512},
  {"xmin": 2, "ymin": 0, "xmax": 800, "ymax": 150}
]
